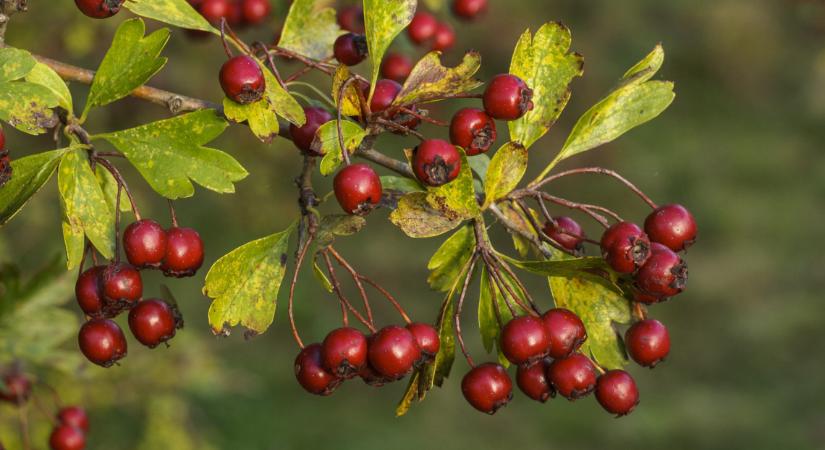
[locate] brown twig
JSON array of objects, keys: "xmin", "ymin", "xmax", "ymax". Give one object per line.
[
  {"xmin": 326, "ymin": 247, "xmax": 374, "ymax": 326},
  {"xmin": 455, "ymin": 252, "xmax": 479, "ymax": 368},
  {"xmin": 530, "ymin": 166, "xmax": 658, "ymax": 209}
]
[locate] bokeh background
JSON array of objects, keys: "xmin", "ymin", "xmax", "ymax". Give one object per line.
[{"xmin": 2, "ymin": 0, "xmax": 825, "ymax": 448}]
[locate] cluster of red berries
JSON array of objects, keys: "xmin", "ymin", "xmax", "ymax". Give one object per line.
[
  {"xmin": 294, "ymin": 323, "xmax": 440, "ymax": 395},
  {"xmin": 0, "ymin": 125, "xmax": 10, "ymax": 188},
  {"xmin": 187, "ymin": 0, "xmax": 272, "ymax": 28},
  {"xmin": 74, "ymin": 219, "xmax": 201, "ymax": 367}
]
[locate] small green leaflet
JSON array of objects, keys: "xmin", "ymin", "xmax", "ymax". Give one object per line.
[
  {"xmin": 312, "ymin": 261, "xmax": 334, "ymax": 293},
  {"xmin": 96, "ymin": 166, "xmax": 133, "ymax": 213},
  {"xmin": 125, "ymin": 0, "xmax": 215, "ymax": 33},
  {"xmin": 83, "ymin": 19, "xmax": 169, "ymax": 119},
  {"xmin": 279, "ymin": 0, "xmax": 344, "ymax": 60},
  {"xmin": 508, "ymin": 22, "xmax": 583, "ymax": 148},
  {"xmin": 390, "ymin": 192, "xmax": 463, "ymax": 238},
  {"xmin": 0, "ymin": 149, "xmax": 65, "ymax": 225},
  {"xmin": 204, "ymin": 224, "xmax": 296, "ymax": 336},
  {"xmin": 467, "ymin": 153, "xmax": 490, "ymax": 182},
  {"xmin": 481, "ymin": 142, "xmax": 527, "ymax": 209},
  {"xmin": 0, "ymin": 48, "xmax": 59, "ymax": 135},
  {"xmin": 394, "ymin": 51, "xmax": 483, "ymax": 106},
  {"xmin": 0, "ymin": 47, "xmax": 36, "ymax": 82},
  {"xmin": 499, "ymin": 252, "xmax": 621, "ymax": 293},
  {"xmin": 97, "ymin": 110, "xmax": 247, "ymax": 199},
  {"xmin": 314, "ymin": 214, "xmax": 367, "ymax": 247},
  {"xmin": 379, "ymin": 175, "xmax": 424, "ymax": 193},
  {"xmin": 25, "ymin": 63, "xmax": 73, "ymax": 113},
  {"xmin": 363, "ymin": 0, "xmax": 417, "ymax": 100},
  {"xmin": 316, "ymin": 120, "xmax": 367, "ymax": 175},
  {"xmin": 425, "ymin": 148, "xmax": 478, "ymax": 221},
  {"xmin": 427, "ymin": 224, "xmax": 474, "ymax": 292},
  {"xmin": 622, "ymin": 43, "xmax": 665, "ymax": 84}
]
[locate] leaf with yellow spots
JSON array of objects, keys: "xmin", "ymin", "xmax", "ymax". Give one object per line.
[
  {"xmin": 331, "ymin": 65, "xmax": 362, "ymax": 117},
  {"xmin": 124, "ymin": 0, "xmax": 215, "ymax": 33},
  {"xmin": 0, "ymin": 148, "xmax": 66, "ymax": 225},
  {"xmin": 278, "ymin": 0, "xmax": 344, "ymax": 60},
  {"xmin": 394, "ymin": 51, "xmax": 483, "ymax": 106},
  {"xmin": 363, "ymin": 0, "xmax": 417, "ymax": 100}
]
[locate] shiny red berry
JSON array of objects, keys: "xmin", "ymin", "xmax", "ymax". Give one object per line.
[
  {"xmin": 412, "ymin": 139, "xmax": 461, "ymax": 187},
  {"xmin": 407, "ymin": 12, "xmax": 438, "ymax": 45},
  {"xmin": 123, "ymin": 219, "xmax": 167, "ymax": 269},
  {"xmin": 452, "ymin": 0, "xmax": 487, "ymax": 20},
  {"xmin": 625, "ymin": 319, "xmax": 670, "ymax": 368},
  {"xmin": 516, "ymin": 360, "xmax": 554, "ymax": 402},
  {"xmin": 0, "ymin": 372, "xmax": 31, "ymax": 405},
  {"xmin": 431, "ymin": 22, "xmax": 455, "ymax": 52},
  {"xmin": 219, "ymin": 55, "xmax": 265, "ymax": 104},
  {"xmin": 333, "ymin": 163, "xmax": 382, "ymax": 215},
  {"xmin": 337, "ymin": 5, "xmax": 365, "ymax": 33},
  {"xmin": 543, "ymin": 216, "xmax": 585, "ymax": 253},
  {"xmin": 547, "ymin": 353, "xmax": 597, "ymax": 400},
  {"xmin": 75, "ymin": 266, "xmax": 105, "ymax": 317},
  {"xmin": 449, "ymin": 108, "xmax": 497, "ymax": 156},
  {"xmin": 162, "ymin": 227, "xmax": 204, "ymax": 278},
  {"xmin": 461, "ymin": 363, "xmax": 513, "ymax": 414},
  {"xmin": 500, "ymin": 315, "xmax": 550, "ymax": 365},
  {"xmin": 78, "ymin": 319, "xmax": 127, "ymax": 367},
  {"xmin": 198, "ymin": 0, "xmax": 231, "ymax": 24},
  {"xmin": 406, "ymin": 322, "xmax": 440, "ymax": 363},
  {"xmin": 241, "ymin": 0, "xmax": 270, "ymax": 25},
  {"xmin": 321, "ymin": 327, "xmax": 368, "ymax": 378},
  {"xmin": 0, "ymin": 125, "xmax": 5, "ymax": 150},
  {"xmin": 483, "ymin": 74, "xmax": 534, "ymax": 120},
  {"xmin": 295, "ymin": 343, "xmax": 342, "ymax": 395},
  {"xmin": 635, "ymin": 243, "xmax": 687, "ymax": 297},
  {"xmin": 380, "ymin": 53, "xmax": 413, "ymax": 83},
  {"xmin": 74, "ymin": 0, "xmax": 124, "ymax": 18},
  {"xmin": 368, "ymin": 325, "xmax": 421, "ymax": 380},
  {"xmin": 49, "ymin": 425, "xmax": 86, "ymax": 450},
  {"xmin": 290, "ymin": 106, "xmax": 333, "ymax": 155},
  {"xmin": 540, "ymin": 308, "xmax": 587, "ymax": 358},
  {"xmin": 128, "ymin": 299, "xmax": 180, "ymax": 348},
  {"xmin": 227, "ymin": 0, "xmax": 243, "ymax": 27},
  {"xmin": 101, "ymin": 263, "xmax": 142, "ymax": 315},
  {"xmin": 633, "ymin": 289, "xmax": 665, "ymax": 305},
  {"xmin": 600, "ymin": 221, "xmax": 651, "ymax": 274},
  {"xmin": 369, "ymin": 79, "xmax": 402, "ymax": 113},
  {"xmin": 334, "ymin": 33, "xmax": 368, "ymax": 66},
  {"xmin": 0, "ymin": 152, "xmax": 10, "ymax": 188},
  {"xmin": 595, "ymin": 369, "xmax": 639, "ymax": 416},
  {"xmin": 57, "ymin": 406, "xmax": 89, "ymax": 433},
  {"xmin": 644, "ymin": 204, "xmax": 697, "ymax": 251}
]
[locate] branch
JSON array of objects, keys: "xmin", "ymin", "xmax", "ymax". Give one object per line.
[{"xmin": 0, "ymin": 0, "xmax": 26, "ymax": 46}]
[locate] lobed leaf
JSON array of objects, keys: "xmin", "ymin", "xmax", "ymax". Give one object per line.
[
  {"xmin": 394, "ymin": 51, "xmax": 483, "ymax": 106},
  {"xmin": 363, "ymin": 0, "xmax": 417, "ymax": 99},
  {"xmin": 0, "ymin": 149, "xmax": 65, "ymax": 225},
  {"xmin": 261, "ymin": 62, "xmax": 306, "ymax": 127},
  {"xmin": 427, "ymin": 224, "xmax": 475, "ymax": 292},
  {"xmin": 481, "ymin": 142, "xmax": 528, "ymax": 209},
  {"xmin": 223, "ymin": 97, "xmax": 280, "ymax": 144},
  {"xmin": 25, "ymin": 63, "xmax": 73, "ymax": 113},
  {"xmin": 316, "ymin": 120, "xmax": 367, "ymax": 175},
  {"xmin": 390, "ymin": 192, "xmax": 463, "ymax": 238},
  {"xmin": 279, "ymin": 0, "xmax": 344, "ymax": 60},
  {"xmin": 124, "ymin": 0, "xmax": 215, "ymax": 33}
]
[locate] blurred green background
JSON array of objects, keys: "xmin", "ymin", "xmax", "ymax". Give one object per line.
[{"xmin": 2, "ymin": 0, "xmax": 825, "ymax": 448}]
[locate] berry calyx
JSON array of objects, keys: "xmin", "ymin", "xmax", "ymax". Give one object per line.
[
  {"xmin": 595, "ymin": 370, "xmax": 639, "ymax": 416},
  {"xmin": 452, "ymin": 0, "xmax": 488, "ymax": 20},
  {"xmin": 499, "ymin": 315, "xmax": 551, "ymax": 365},
  {"xmin": 540, "ymin": 308, "xmax": 587, "ymax": 358},
  {"xmin": 123, "ymin": 219, "xmax": 168, "ymax": 269},
  {"xmin": 369, "ymin": 79, "xmax": 402, "ymax": 113},
  {"xmin": 241, "ymin": 0, "xmax": 271, "ymax": 25},
  {"xmin": 57, "ymin": 406, "xmax": 89, "ymax": 433},
  {"xmin": 101, "ymin": 263, "xmax": 142, "ymax": 315},
  {"xmin": 412, "ymin": 139, "xmax": 461, "ymax": 187},
  {"xmin": 333, "ymin": 163, "xmax": 382, "ymax": 215},
  {"xmin": 290, "ymin": 106, "xmax": 333, "ymax": 155},
  {"xmin": 367, "ymin": 325, "xmax": 421, "ymax": 380},
  {"xmin": 337, "ymin": 5, "xmax": 365, "ymax": 33},
  {"xmin": 75, "ymin": 266, "xmax": 105, "ymax": 317},
  {"xmin": 49, "ymin": 425, "xmax": 86, "ymax": 450},
  {"xmin": 644, "ymin": 204, "xmax": 697, "ymax": 252},
  {"xmin": 449, "ymin": 108, "xmax": 497, "ymax": 156},
  {"xmin": 625, "ymin": 319, "xmax": 670, "ymax": 368},
  {"xmin": 380, "ymin": 53, "xmax": 414, "ymax": 83},
  {"xmin": 431, "ymin": 22, "xmax": 456, "ymax": 52},
  {"xmin": 321, "ymin": 327, "xmax": 368, "ymax": 378},
  {"xmin": 516, "ymin": 360, "xmax": 554, "ymax": 402},
  {"xmin": 219, "ymin": 55, "xmax": 265, "ymax": 105},
  {"xmin": 634, "ymin": 243, "xmax": 687, "ymax": 297},
  {"xmin": 358, "ymin": 362, "xmax": 389, "ymax": 387},
  {"xmin": 406, "ymin": 322, "xmax": 440, "ymax": 363},
  {"xmin": 128, "ymin": 299, "xmax": 180, "ymax": 348},
  {"xmin": 295, "ymin": 343, "xmax": 342, "ymax": 395},
  {"xmin": 483, "ymin": 74, "xmax": 534, "ymax": 120},
  {"xmin": 0, "ymin": 372, "xmax": 31, "ymax": 405},
  {"xmin": 543, "ymin": 216, "xmax": 585, "ymax": 253},
  {"xmin": 547, "ymin": 353, "xmax": 597, "ymax": 400},
  {"xmin": 334, "ymin": 33, "xmax": 369, "ymax": 66},
  {"xmin": 74, "ymin": 0, "xmax": 124, "ymax": 19},
  {"xmin": 78, "ymin": 319, "xmax": 127, "ymax": 367},
  {"xmin": 407, "ymin": 12, "xmax": 438, "ymax": 45},
  {"xmin": 600, "ymin": 221, "xmax": 651, "ymax": 274},
  {"xmin": 461, "ymin": 363, "xmax": 513, "ymax": 414},
  {"xmin": 162, "ymin": 227, "xmax": 204, "ymax": 278}
]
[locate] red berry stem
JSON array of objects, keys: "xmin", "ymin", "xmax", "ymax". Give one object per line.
[
  {"xmin": 167, "ymin": 199, "xmax": 179, "ymax": 228},
  {"xmin": 397, "ymin": 107, "xmax": 448, "ymax": 127},
  {"xmin": 268, "ymin": 45, "xmax": 337, "ymax": 76},
  {"xmin": 481, "ymin": 252, "xmax": 530, "ymax": 316},
  {"xmin": 252, "ymin": 41, "xmax": 289, "ymax": 91},
  {"xmin": 93, "ymin": 156, "xmax": 142, "ymax": 220},
  {"xmin": 287, "ymin": 236, "xmax": 313, "ymax": 349},
  {"xmin": 325, "ymin": 247, "xmax": 374, "ymax": 326},
  {"xmin": 531, "ymin": 166, "xmax": 658, "ymax": 210},
  {"xmin": 483, "ymin": 268, "xmax": 505, "ymax": 328},
  {"xmin": 321, "ymin": 250, "xmax": 376, "ymax": 332},
  {"xmin": 218, "ymin": 19, "xmax": 235, "ymax": 59},
  {"xmin": 337, "ymin": 77, "xmax": 358, "ymax": 166},
  {"xmin": 489, "ymin": 252, "xmax": 541, "ymax": 314},
  {"xmin": 113, "ymin": 183, "xmax": 123, "ymax": 262},
  {"xmin": 633, "ymin": 302, "xmax": 648, "ymax": 321},
  {"xmin": 373, "ymin": 117, "xmax": 426, "ymax": 141},
  {"xmin": 17, "ymin": 402, "xmax": 31, "ymax": 450},
  {"xmin": 514, "ymin": 199, "xmax": 583, "ymax": 256},
  {"xmin": 357, "ymin": 275, "xmax": 413, "ymax": 325},
  {"xmin": 454, "ymin": 251, "xmax": 480, "ymax": 368}
]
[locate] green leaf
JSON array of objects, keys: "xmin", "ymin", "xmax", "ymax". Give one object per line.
[
  {"xmin": 124, "ymin": 0, "xmax": 215, "ymax": 33},
  {"xmin": 316, "ymin": 120, "xmax": 367, "ymax": 175},
  {"xmin": 315, "ymin": 214, "xmax": 367, "ymax": 247},
  {"xmin": 427, "ymin": 224, "xmax": 474, "ymax": 292},
  {"xmin": 425, "ymin": 148, "xmax": 478, "ymax": 221},
  {"xmin": 98, "ymin": 110, "xmax": 247, "ymax": 199},
  {"xmin": 0, "ymin": 82, "xmax": 60, "ymax": 135},
  {"xmin": 0, "ymin": 47, "xmax": 36, "ymax": 83},
  {"xmin": 96, "ymin": 165, "xmax": 132, "ymax": 213},
  {"xmin": 0, "ymin": 149, "xmax": 65, "ymax": 225},
  {"xmin": 508, "ymin": 22, "xmax": 583, "ymax": 148},
  {"xmin": 204, "ymin": 224, "xmax": 296, "ymax": 336},
  {"xmin": 223, "ymin": 97, "xmax": 280, "ymax": 144},
  {"xmin": 363, "ymin": 0, "xmax": 417, "ymax": 100},
  {"xmin": 421, "ymin": 288, "xmax": 456, "ymax": 388},
  {"xmin": 331, "ymin": 65, "xmax": 363, "ymax": 117},
  {"xmin": 61, "ymin": 221, "xmax": 85, "ymax": 272},
  {"xmin": 481, "ymin": 142, "xmax": 527, "ymax": 209},
  {"xmin": 261, "ymin": 62, "xmax": 306, "ymax": 127},
  {"xmin": 394, "ymin": 51, "xmax": 483, "ymax": 106},
  {"xmin": 279, "ymin": 0, "xmax": 344, "ymax": 60},
  {"xmin": 312, "ymin": 261, "xmax": 334, "ymax": 293},
  {"xmin": 478, "ymin": 266, "xmax": 516, "ymax": 354},
  {"xmin": 83, "ymin": 19, "xmax": 169, "ymax": 118},
  {"xmin": 467, "ymin": 153, "xmax": 490, "ymax": 181},
  {"xmin": 622, "ymin": 44, "xmax": 665, "ymax": 85},
  {"xmin": 380, "ymin": 175, "xmax": 424, "ymax": 193},
  {"xmin": 390, "ymin": 192, "xmax": 463, "ymax": 238},
  {"xmin": 25, "ymin": 63, "xmax": 73, "ymax": 113},
  {"xmin": 395, "ymin": 369, "xmax": 421, "ymax": 417}
]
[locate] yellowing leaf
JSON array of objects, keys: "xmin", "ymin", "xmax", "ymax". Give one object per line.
[
  {"xmin": 363, "ymin": 0, "xmax": 417, "ymax": 99},
  {"xmin": 331, "ymin": 65, "xmax": 362, "ymax": 117},
  {"xmin": 279, "ymin": 0, "xmax": 344, "ymax": 60},
  {"xmin": 0, "ymin": 47, "xmax": 36, "ymax": 83},
  {"xmin": 482, "ymin": 142, "xmax": 527, "ymax": 209},
  {"xmin": 394, "ymin": 51, "xmax": 483, "ymax": 106},
  {"xmin": 0, "ymin": 149, "xmax": 65, "ymax": 225},
  {"xmin": 124, "ymin": 0, "xmax": 214, "ymax": 33},
  {"xmin": 427, "ymin": 224, "xmax": 475, "ymax": 292},
  {"xmin": 0, "ymin": 82, "xmax": 60, "ymax": 135},
  {"xmin": 223, "ymin": 97, "xmax": 280, "ymax": 144},
  {"xmin": 425, "ymin": 148, "xmax": 478, "ymax": 221},
  {"xmin": 25, "ymin": 63, "xmax": 73, "ymax": 113},
  {"xmin": 390, "ymin": 192, "xmax": 463, "ymax": 238},
  {"xmin": 316, "ymin": 120, "xmax": 367, "ymax": 175}
]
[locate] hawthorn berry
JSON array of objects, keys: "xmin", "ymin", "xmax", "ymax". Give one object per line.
[
  {"xmin": 600, "ymin": 221, "xmax": 651, "ymax": 274},
  {"xmin": 368, "ymin": 325, "xmax": 421, "ymax": 380},
  {"xmin": 452, "ymin": 0, "xmax": 488, "ymax": 20},
  {"xmin": 101, "ymin": 263, "xmax": 142, "ymax": 315},
  {"xmin": 406, "ymin": 322, "xmax": 440, "ymax": 363},
  {"xmin": 57, "ymin": 406, "xmax": 89, "ymax": 433},
  {"xmin": 295, "ymin": 343, "xmax": 341, "ymax": 395},
  {"xmin": 483, "ymin": 74, "xmax": 534, "ymax": 120},
  {"xmin": 219, "ymin": 55, "xmax": 265, "ymax": 105},
  {"xmin": 461, "ymin": 363, "xmax": 513, "ymax": 414},
  {"xmin": 226, "ymin": 0, "xmax": 243, "ymax": 27},
  {"xmin": 358, "ymin": 362, "xmax": 389, "ymax": 387},
  {"xmin": 75, "ymin": 266, "xmax": 105, "ymax": 317},
  {"xmin": 595, "ymin": 370, "xmax": 639, "ymax": 416},
  {"xmin": 333, "ymin": 164, "xmax": 382, "ymax": 215},
  {"xmin": 540, "ymin": 308, "xmax": 587, "ymax": 359},
  {"xmin": 635, "ymin": 243, "xmax": 687, "ymax": 298},
  {"xmin": 241, "ymin": 0, "xmax": 271, "ymax": 25},
  {"xmin": 543, "ymin": 216, "xmax": 585, "ymax": 253},
  {"xmin": 431, "ymin": 22, "xmax": 456, "ymax": 52},
  {"xmin": 449, "ymin": 108, "xmax": 497, "ymax": 156},
  {"xmin": 412, "ymin": 139, "xmax": 461, "ymax": 187},
  {"xmin": 74, "ymin": 0, "xmax": 124, "ymax": 19},
  {"xmin": 516, "ymin": 360, "xmax": 554, "ymax": 403},
  {"xmin": 337, "ymin": 5, "xmax": 365, "ymax": 33},
  {"xmin": 644, "ymin": 204, "xmax": 697, "ymax": 251},
  {"xmin": 162, "ymin": 227, "xmax": 204, "ymax": 277},
  {"xmin": 369, "ymin": 79, "xmax": 402, "ymax": 113},
  {"xmin": 625, "ymin": 319, "xmax": 670, "ymax": 368},
  {"xmin": 0, "ymin": 125, "xmax": 5, "ymax": 150},
  {"xmin": 49, "ymin": 425, "xmax": 86, "ymax": 450},
  {"xmin": 547, "ymin": 353, "xmax": 597, "ymax": 400},
  {"xmin": 407, "ymin": 12, "xmax": 438, "ymax": 45},
  {"xmin": 500, "ymin": 315, "xmax": 551, "ymax": 365},
  {"xmin": 78, "ymin": 319, "xmax": 127, "ymax": 367},
  {"xmin": 633, "ymin": 289, "xmax": 665, "ymax": 305},
  {"xmin": 123, "ymin": 219, "xmax": 167, "ymax": 269},
  {"xmin": 198, "ymin": 0, "xmax": 231, "ymax": 25},
  {"xmin": 0, "ymin": 152, "xmax": 10, "ymax": 188},
  {"xmin": 290, "ymin": 106, "xmax": 333, "ymax": 155},
  {"xmin": 334, "ymin": 33, "xmax": 369, "ymax": 66},
  {"xmin": 321, "ymin": 327, "xmax": 368, "ymax": 378},
  {"xmin": 380, "ymin": 53, "xmax": 413, "ymax": 83},
  {"xmin": 0, "ymin": 372, "xmax": 31, "ymax": 405},
  {"xmin": 128, "ymin": 299, "xmax": 180, "ymax": 348}
]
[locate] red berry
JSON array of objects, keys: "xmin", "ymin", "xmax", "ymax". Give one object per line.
[
  {"xmin": 74, "ymin": 0, "xmax": 124, "ymax": 18},
  {"xmin": 406, "ymin": 322, "xmax": 440, "ymax": 363},
  {"xmin": 547, "ymin": 353, "xmax": 597, "ymax": 400},
  {"xmin": 294, "ymin": 343, "xmax": 341, "ymax": 395},
  {"xmin": 49, "ymin": 425, "xmax": 86, "ymax": 450},
  {"xmin": 367, "ymin": 325, "xmax": 421, "ymax": 380},
  {"xmin": 543, "ymin": 216, "xmax": 585, "ymax": 253},
  {"xmin": 516, "ymin": 360, "xmax": 554, "ymax": 402},
  {"xmin": 0, "ymin": 152, "xmax": 10, "ymax": 188},
  {"xmin": 0, "ymin": 372, "xmax": 31, "ymax": 405},
  {"xmin": 461, "ymin": 363, "xmax": 512, "ymax": 414},
  {"xmin": 380, "ymin": 53, "xmax": 413, "ymax": 83},
  {"xmin": 241, "ymin": 0, "xmax": 270, "ymax": 25},
  {"xmin": 595, "ymin": 370, "xmax": 639, "ymax": 416},
  {"xmin": 289, "ymin": 106, "xmax": 333, "ymax": 155},
  {"xmin": 449, "ymin": 108, "xmax": 497, "ymax": 156},
  {"xmin": 219, "ymin": 55, "xmax": 265, "ymax": 105},
  {"xmin": 369, "ymin": 79, "xmax": 402, "ymax": 113},
  {"xmin": 431, "ymin": 22, "xmax": 455, "ymax": 52},
  {"xmin": 634, "ymin": 243, "xmax": 687, "ymax": 298},
  {"xmin": 500, "ymin": 315, "xmax": 550, "ymax": 365},
  {"xmin": 633, "ymin": 289, "xmax": 665, "ymax": 305},
  {"xmin": 226, "ymin": 0, "xmax": 243, "ymax": 27},
  {"xmin": 162, "ymin": 227, "xmax": 204, "ymax": 278},
  {"xmin": 540, "ymin": 308, "xmax": 587, "ymax": 358},
  {"xmin": 337, "ymin": 5, "xmax": 365, "ymax": 33},
  {"xmin": 625, "ymin": 319, "xmax": 670, "ymax": 368},
  {"xmin": 78, "ymin": 319, "xmax": 127, "ymax": 367},
  {"xmin": 644, "ymin": 204, "xmax": 697, "ymax": 251},
  {"xmin": 321, "ymin": 327, "xmax": 368, "ymax": 378},
  {"xmin": 451, "ymin": 0, "xmax": 487, "ymax": 20},
  {"xmin": 123, "ymin": 219, "xmax": 167, "ymax": 269},
  {"xmin": 600, "ymin": 221, "xmax": 651, "ymax": 274},
  {"xmin": 334, "ymin": 33, "xmax": 368, "ymax": 66},
  {"xmin": 198, "ymin": 0, "xmax": 231, "ymax": 24},
  {"xmin": 333, "ymin": 164, "xmax": 382, "ymax": 215},
  {"xmin": 412, "ymin": 139, "xmax": 461, "ymax": 187},
  {"xmin": 75, "ymin": 266, "xmax": 105, "ymax": 317},
  {"xmin": 57, "ymin": 406, "xmax": 89, "ymax": 433},
  {"xmin": 483, "ymin": 74, "xmax": 534, "ymax": 120},
  {"xmin": 101, "ymin": 263, "xmax": 142, "ymax": 316},
  {"xmin": 358, "ymin": 361, "xmax": 390, "ymax": 387},
  {"xmin": 128, "ymin": 299, "xmax": 180, "ymax": 348},
  {"xmin": 407, "ymin": 12, "xmax": 438, "ymax": 45},
  {"xmin": 0, "ymin": 125, "xmax": 5, "ymax": 150}
]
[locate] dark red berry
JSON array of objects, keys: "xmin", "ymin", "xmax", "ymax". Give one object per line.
[
  {"xmin": 406, "ymin": 322, "xmax": 440, "ymax": 363},
  {"xmin": 295, "ymin": 343, "xmax": 342, "ymax": 395},
  {"xmin": 412, "ymin": 139, "xmax": 461, "ymax": 187},
  {"xmin": 625, "ymin": 319, "xmax": 670, "ymax": 368},
  {"xmin": 333, "ymin": 164, "xmax": 382, "ymax": 215},
  {"xmin": 368, "ymin": 325, "xmax": 421, "ymax": 380},
  {"xmin": 74, "ymin": 0, "xmax": 124, "ymax": 18},
  {"xmin": 75, "ymin": 266, "xmax": 105, "ymax": 317},
  {"xmin": 219, "ymin": 55, "xmax": 265, "ymax": 104},
  {"xmin": 369, "ymin": 79, "xmax": 402, "ymax": 113},
  {"xmin": 128, "ymin": 299, "xmax": 180, "ymax": 348},
  {"xmin": 337, "ymin": 5, "xmax": 365, "ymax": 33},
  {"xmin": 595, "ymin": 370, "xmax": 639, "ymax": 416},
  {"xmin": 101, "ymin": 263, "xmax": 142, "ymax": 316},
  {"xmin": 321, "ymin": 327, "xmax": 368, "ymax": 378},
  {"xmin": 380, "ymin": 53, "xmax": 413, "ymax": 83},
  {"xmin": 634, "ymin": 243, "xmax": 687, "ymax": 298},
  {"xmin": 290, "ymin": 106, "xmax": 333, "ymax": 155},
  {"xmin": 600, "ymin": 221, "xmax": 651, "ymax": 274},
  {"xmin": 461, "ymin": 363, "xmax": 513, "ymax": 414},
  {"xmin": 543, "ymin": 216, "xmax": 585, "ymax": 253},
  {"xmin": 644, "ymin": 204, "xmax": 697, "ymax": 252},
  {"xmin": 516, "ymin": 360, "xmax": 554, "ymax": 402},
  {"xmin": 483, "ymin": 74, "xmax": 534, "ymax": 120},
  {"xmin": 449, "ymin": 108, "xmax": 497, "ymax": 156},
  {"xmin": 358, "ymin": 361, "xmax": 390, "ymax": 387},
  {"xmin": 198, "ymin": 0, "xmax": 231, "ymax": 24},
  {"xmin": 123, "ymin": 219, "xmax": 167, "ymax": 269},
  {"xmin": 162, "ymin": 227, "xmax": 204, "ymax": 278},
  {"xmin": 49, "ymin": 425, "xmax": 86, "ymax": 450},
  {"xmin": 0, "ymin": 372, "xmax": 31, "ymax": 404},
  {"xmin": 57, "ymin": 406, "xmax": 89, "ymax": 433},
  {"xmin": 0, "ymin": 152, "xmax": 10, "ymax": 188},
  {"xmin": 334, "ymin": 33, "xmax": 368, "ymax": 66},
  {"xmin": 241, "ymin": 0, "xmax": 270, "ymax": 25},
  {"xmin": 633, "ymin": 289, "xmax": 665, "ymax": 305},
  {"xmin": 78, "ymin": 319, "xmax": 127, "ymax": 367},
  {"xmin": 547, "ymin": 353, "xmax": 597, "ymax": 400},
  {"xmin": 500, "ymin": 315, "xmax": 550, "ymax": 365},
  {"xmin": 0, "ymin": 125, "xmax": 5, "ymax": 150},
  {"xmin": 226, "ymin": 0, "xmax": 243, "ymax": 27},
  {"xmin": 407, "ymin": 12, "xmax": 438, "ymax": 45},
  {"xmin": 540, "ymin": 308, "xmax": 587, "ymax": 359},
  {"xmin": 431, "ymin": 22, "xmax": 455, "ymax": 52},
  {"xmin": 452, "ymin": 0, "xmax": 488, "ymax": 20}
]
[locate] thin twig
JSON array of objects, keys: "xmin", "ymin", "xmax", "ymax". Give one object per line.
[
  {"xmin": 531, "ymin": 166, "xmax": 658, "ymax": 209},
  {"xmin": 455, "ymin": 252, "xmax": 479, "ymax": 368},
  {"xmin": 326, "ymin": 247, "xmax": 374, "ymax": 327}
]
